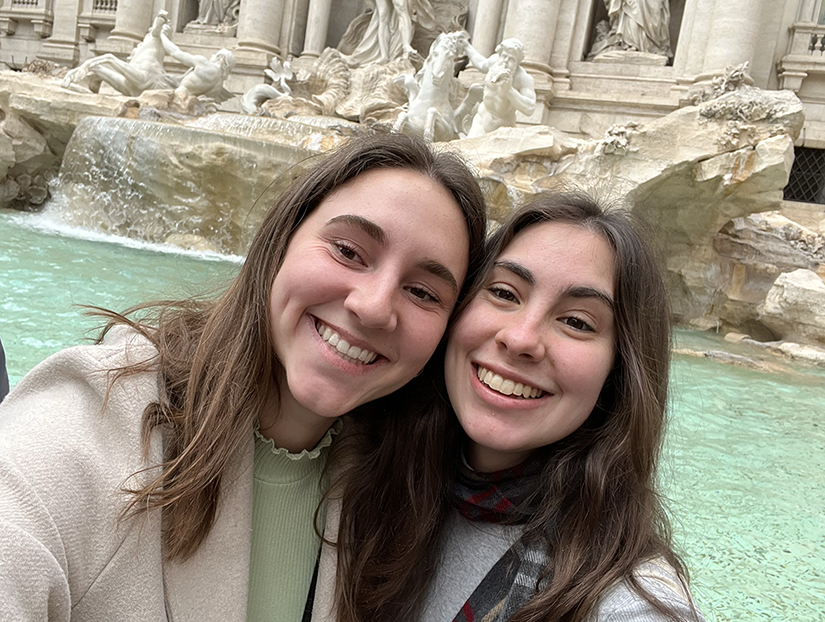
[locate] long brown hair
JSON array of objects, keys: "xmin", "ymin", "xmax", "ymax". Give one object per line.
[
  {"xmin": 334, "ymin": 192, "xmax": 694, "ymax": 621},
  {"xmin": 99, "ymin": 132, "xmax": 487, "ymax": 561}
]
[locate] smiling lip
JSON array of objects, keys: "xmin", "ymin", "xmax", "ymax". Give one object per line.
[
  {"xmin": 314, "ymin": 317, "xmax": 379, "ymax": 365},
  {"xmin": 474, "ymin": 364, "xmax": 546, "ymax": 399}
]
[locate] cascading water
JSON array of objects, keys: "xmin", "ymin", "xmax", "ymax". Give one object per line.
[{"xmin": 51, "ymin": 115, "xmax": 347, "ymax": 255}]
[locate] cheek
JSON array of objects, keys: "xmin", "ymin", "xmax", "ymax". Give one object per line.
[
  {"xmin": 407, "ymin": 315, "xmax": 451, "ymax": 366},
  {"xmin": 568, "ymin": 348, "xmax": 614, "ymax": 405}
]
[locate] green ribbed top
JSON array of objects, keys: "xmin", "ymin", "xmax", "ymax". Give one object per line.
[{"xmin": 245, "ymin": 421, "xmax": 340, "ymax": 622}]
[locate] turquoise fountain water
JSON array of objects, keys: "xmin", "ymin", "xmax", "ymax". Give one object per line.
[{"xmin": 1, "ymin": 210, "xmax": 823, "ymax": 620}]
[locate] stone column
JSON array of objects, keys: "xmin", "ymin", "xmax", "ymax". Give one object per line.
[
  {"xmin": 673, "ymin": 0, "xmax": 715, "ymax": 76},
  {"xmin": 38, "ymin": 0, "xmax": 81, "ymax": 65},
  {"xmin": 236, "ymin": 0, "xmax": 285, "ymax": 58},
  {"xmin": 302, "ymin": 0, "xmax": 333, "ymax": 58},
  {"xmin": 798, "ymin": 0, "xmax": 818, "ymax": 22},
  {"xmin": 471, "ymin": 0, "xmax": 505, "ymax": 57},
  {"xmin": 502, "ymin": 0, "xmax": 560, "ymax": 77},
  {"xmin": 701, "ymin": 0, "xmax": 763, "ymax": 74},
  {"xmin": 106, "ymin": 0, "xmax": 155, "ymax": 49}
]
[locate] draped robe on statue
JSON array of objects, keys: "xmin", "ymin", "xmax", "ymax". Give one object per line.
[
  {"xmin": 338, "ymin": 0, "xmax": 437, "ymax": 66},
  {"xmin": 606, "ymin": 0, "xmax": 671, "ymax": 57}
]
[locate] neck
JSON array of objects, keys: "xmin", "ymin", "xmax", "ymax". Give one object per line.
[
  {"xmin": 469, "ymin": 443, "xmax": 531, "ymax": 473},
  {"xmin": 258, "ymin": 387, "xmax": 336, "ymax": 453}
]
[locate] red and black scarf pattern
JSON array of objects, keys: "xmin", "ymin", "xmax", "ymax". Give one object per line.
[{"xmin": 450, "ymin": 457, "xmax": 549, "ymax": 622}]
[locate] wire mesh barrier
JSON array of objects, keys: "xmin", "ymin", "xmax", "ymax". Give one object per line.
[{"xmin": 784, "ymin": 146, "xmax": 825, "ymax": 204}]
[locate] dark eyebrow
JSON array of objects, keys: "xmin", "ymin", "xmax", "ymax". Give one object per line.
[
  {"xmin": 326, "ymin": 215, "xmax": 387, "ymax": 246},
  {"xmin": 495, "ymin": 260, "xmax": 614, "ymax": 310},
  {"xmin": 418, "ymin": 259, "xmax": 458, "ymax": 296},
  {"xmin": 494, "ymin": 260, "xmax": 535, "ymax": 286},
  {"xmin": 562, "ymin": 285, "xmax": 614, "ymax": 311}
]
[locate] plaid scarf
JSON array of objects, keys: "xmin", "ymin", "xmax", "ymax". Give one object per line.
[{"xmin": 450, "ymin": 458, "xmax": 550, "ymax": 622}]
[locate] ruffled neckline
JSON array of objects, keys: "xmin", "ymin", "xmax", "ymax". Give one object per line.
[{"xmin": 253, "ymin": 418, "xmax": 342, "ymax": 461}]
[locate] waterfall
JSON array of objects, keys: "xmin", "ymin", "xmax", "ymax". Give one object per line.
[{"xmin": 52, "ymin": 115, "xmax": 344, "ymax": 255}]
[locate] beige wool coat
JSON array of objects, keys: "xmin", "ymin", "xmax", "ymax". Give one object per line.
[{"xmin": 0, "ymin": 326, "xmax": 333, "ymax": 622}]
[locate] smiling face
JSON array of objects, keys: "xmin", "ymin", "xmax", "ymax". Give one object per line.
[
  {"xmin": 445, "ymin": 222, "xmax": 617, "ymax": 472},
  {"xmin": 269, "ymin": 167, "xmax": 470, "ymax": 435}
]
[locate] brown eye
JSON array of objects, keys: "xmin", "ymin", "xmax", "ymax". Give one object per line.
[
  {"xmin": 335, "ymin": 242, "xmax": 360, "ymax": 262},
  {"xmin": 407, "ymin": 286, "xmax": 440, "ymax": 304},
  {"xmin": 562, "ymin": 316, "xmax": 593, "ymax": 332},
  {"xmin": 488, "ymin": 286, "xmax": 518, "ymax": 303}
]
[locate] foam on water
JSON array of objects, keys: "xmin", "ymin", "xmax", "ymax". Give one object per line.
[{"xmin": 13, "ymin": 200, "xmax": 244, "ymax": 264}]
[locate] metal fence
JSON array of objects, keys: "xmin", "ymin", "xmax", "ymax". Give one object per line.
[{"xmin": 784, "ymin": 147, "xmax": 825, "ymax": 205}]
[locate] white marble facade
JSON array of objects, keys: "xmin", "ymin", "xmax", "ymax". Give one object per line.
[{"xmin": 2, "ymin": 0, "xmax": 825, "ymax": 143}]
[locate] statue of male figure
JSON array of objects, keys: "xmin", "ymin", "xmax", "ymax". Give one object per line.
[
  {"xmin": 160, "ymin": 32, "xmax": 236, "ymax": 100},
  {"xmin": 462, "ymin": 38, "xmax": 537, "ymax": 138}
]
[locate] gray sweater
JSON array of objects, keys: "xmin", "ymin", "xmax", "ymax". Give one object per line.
[{"xmin": 421, "ymin": 511, "xmax": 706, "ymax": 622}]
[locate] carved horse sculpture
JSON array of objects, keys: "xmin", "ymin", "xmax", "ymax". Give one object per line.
[
  {"xmin": 394, "ymin": 31, "xmax": 466, "ymax": 142},
  {"xmin": 62, "ymin": 10, "xmax": 177, "ymax": 96}
]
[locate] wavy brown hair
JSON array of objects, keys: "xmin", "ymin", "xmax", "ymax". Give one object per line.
[
  {"xmin": 334, "ymin": 192, "xmax": 697, "ymax": 621},
  {"xmin": 98, "ymin": 132, "xmax": 487, "ymax": 562}
]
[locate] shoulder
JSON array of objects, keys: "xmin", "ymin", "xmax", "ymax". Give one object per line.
[
  {"xmin": 0, "ymin": 327, "xmax": 165, "ymax": 614},
  {"xmin": 516, "ymin": 68, "xmax": 535, "ymax": 87},
  {"xmin": 0, "ymin": 325, "xmax": 162, "ymax": 487},
  {"xmin": 591, "ymin": 559, "xmax": 706, "ymax": 622}
]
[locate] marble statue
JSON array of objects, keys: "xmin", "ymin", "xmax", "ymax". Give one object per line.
[
  {"xmin": 160, "ymin": 32, "xmax": 236, "ymax": 101},
  {"xmin": 338, "ymin": 0, "xmax": 437, "ymax": 66},
  {"xmin": 62, "ymin": 11, "xmax": 177, "ymax": 96},
  {"xmin": 588, "ymin": 0, "xmax": 671, "ymax": 59},
  {"xmin": 394, "ymin": 31, "xmax": 466, "ymax": 141},
  {"xmin": 241, "ymin": 58, "xmax": 293, "ymax": 114},
  {"xmin": 461, "ymin": 38, "xmax": 536, "ymax": 138},
  {"xmin": 194, "ymin": 0, "xmax": 240, "ymax": 25}
]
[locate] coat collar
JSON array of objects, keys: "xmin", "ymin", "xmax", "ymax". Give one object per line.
[{"xmin": 162, "ymin": 435, "xmax": 254, "ymax": 622}]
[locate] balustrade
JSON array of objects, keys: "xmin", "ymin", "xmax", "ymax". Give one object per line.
[{"xmin": 93, "ymin": 0, "xmax": 117, "ymax": 12}]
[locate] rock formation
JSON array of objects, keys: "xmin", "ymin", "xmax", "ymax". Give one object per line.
[
  {"xmin": 759, "ymin": 269, "xmax": 825, "ymax": 346},
  {"xmin": 455, "ymin": 85, "xmax": 805, "ymax": 331}
]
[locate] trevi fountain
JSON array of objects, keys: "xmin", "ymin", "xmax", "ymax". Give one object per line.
[{"xmin": 0, "ymin": 0, "xmax": 823, "ymax": 619}]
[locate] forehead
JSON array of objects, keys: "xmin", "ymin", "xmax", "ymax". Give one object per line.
[
  {"xmin": 295, "ymin": 167, "xmax": 469, "ymax": 265},
  {"xmin": 313, "ymin": 167, "xmax": 457, "ymax": 222},
  {"xmin": 501, "ymin": 222, "xmax": 615, "ymax": 292}
]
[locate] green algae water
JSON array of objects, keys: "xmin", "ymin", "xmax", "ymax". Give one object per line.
[
  {"xmin": 2, "ymin": 210, "xmax": 824, "ymax": 620},
  {"xmin": 0, "ymin": 209, "xmax": 240, "ymax": 384}
]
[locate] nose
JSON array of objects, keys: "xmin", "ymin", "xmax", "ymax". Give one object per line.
[
  {"xmin": 494, "ymin": 313, "xmax": 546, "ymax": 361},
  {"xmin": 343, "ymin": 272, "xmax": 399, "ymax": 331}
]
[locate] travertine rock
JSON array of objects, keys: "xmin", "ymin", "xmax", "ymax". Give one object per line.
[
  {"xmin": 0, "ymin": 71, "xmax": 135, "ymax": 158},
  {"xmin": 759, "ymin": 269, "xmax": 825, "ymax": 346},
  {"xmin": 713, "ymin": 211, "xmax": 824, "ymax": 335},
  {"xmin": 774, "ymin": 342, "xmax": 825, "ymax": 367},
  {"xmin": 454, "ymin": 86, "xmax": 804, "ymax": 327}
]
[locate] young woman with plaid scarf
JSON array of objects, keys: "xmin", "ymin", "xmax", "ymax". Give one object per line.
[{"xmin": 321, "ymin": 193, "xmax": 705, "ymax": 622}]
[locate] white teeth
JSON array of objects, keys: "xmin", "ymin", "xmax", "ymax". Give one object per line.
[
  {"xmin": 316, "ymin": 321, "xmax": 377, "ymax": 365},
  {"xmin": 476, "ymin": 366, "xmax": 543, "ymax": 399}
]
